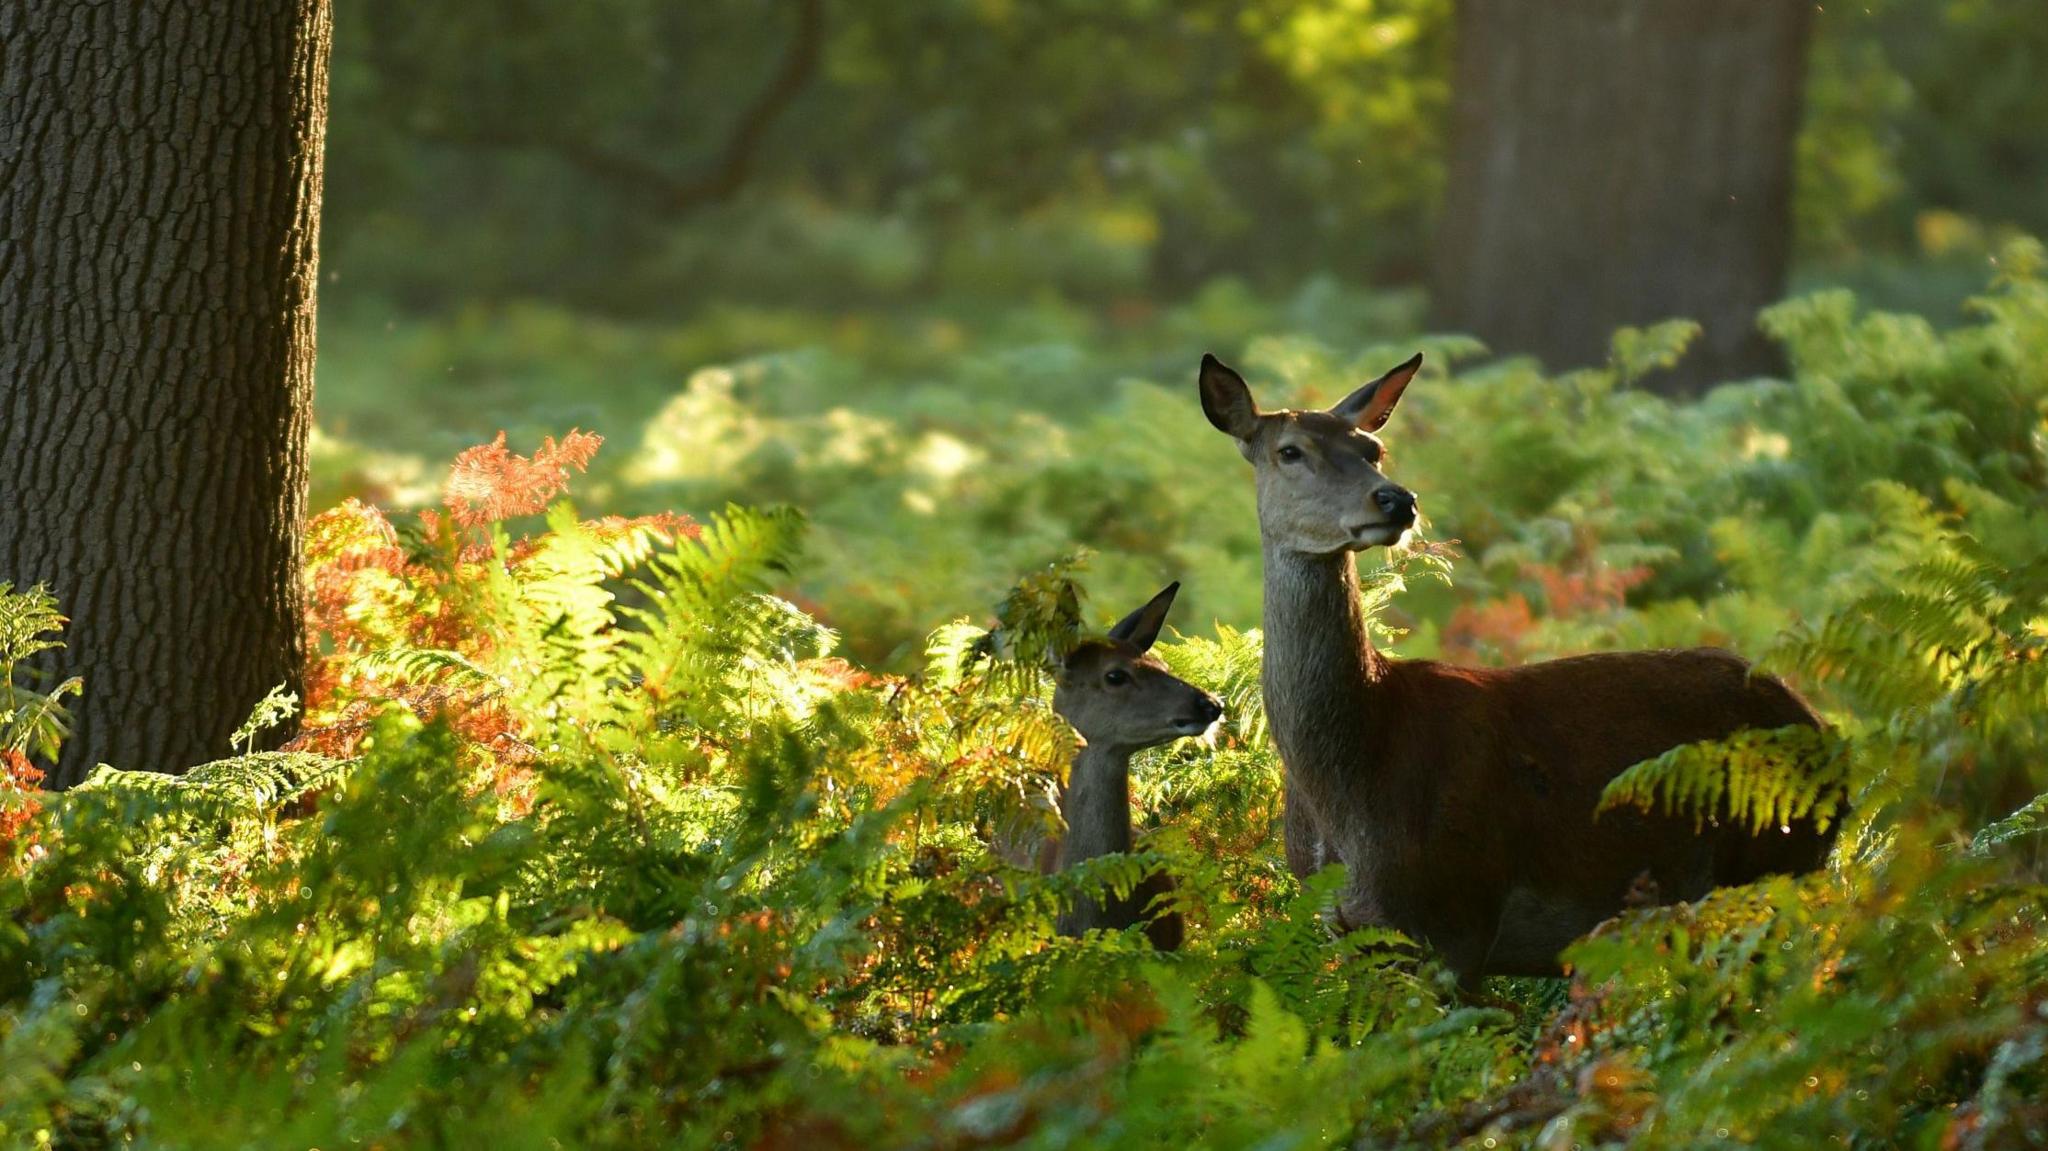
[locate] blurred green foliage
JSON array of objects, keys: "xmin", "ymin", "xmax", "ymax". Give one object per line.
[
  {"xmin": 322, "ymin": 0, "xmax": 2046, "ymax": 317},
  {"xmin": 327, "ymin": 0, "xmax": 1451, "ymax": 311},
  {"xmin": 320, "ymin": 240, "xmax": 2047, "ymax": 680}
]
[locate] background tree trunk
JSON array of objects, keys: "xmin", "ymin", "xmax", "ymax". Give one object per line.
[
  {"xmin": 1, "ymin": 1, "xmax": 332, "ymax": 787},
  {"xmin": 1430, "ymin": 0, "xmax": 1811, "ymax": 395}
]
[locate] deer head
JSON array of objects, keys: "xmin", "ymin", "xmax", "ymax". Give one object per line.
[
  {"xmin": 1052, "ymin": 582, "xmax": 1222, "ymax": 751},
  {"xmin": 1199, "ymin": 352, "xmax": 1423, "ymax": 556}
]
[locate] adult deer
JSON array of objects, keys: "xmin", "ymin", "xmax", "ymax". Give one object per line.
[
  {"xmin": 1048, "ymin": 581, "xmax": 1221, "ymax": 951},
  {"xmin": 1197, "ymin": 352, "xmax": 1834, "ymax": 982}
]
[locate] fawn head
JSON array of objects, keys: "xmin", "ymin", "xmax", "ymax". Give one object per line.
[
  {"xmin": 1053, "ymin": 582, "xmax": 1223, "ymax": 751},
  {"xmin": 1199, "ymin": 352, "xmax": 1423, "ymax": 556}
]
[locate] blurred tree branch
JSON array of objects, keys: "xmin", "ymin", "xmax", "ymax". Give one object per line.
[{"xmin": 409, "ymin": 0, "xmax": 823, "ymax": 217}]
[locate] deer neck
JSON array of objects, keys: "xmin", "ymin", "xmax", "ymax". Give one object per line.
[
  {"xmin": 1059, "ymin": 740, "xmax": 1135, "ymax": 868},
  {"xmin": 1261, "ymin": 546, "xmax": 1388, "ymax": 802}
]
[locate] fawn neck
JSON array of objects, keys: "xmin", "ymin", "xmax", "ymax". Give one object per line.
[
  {"xmin": 1261, "ymin": 546, "xmax": 1389, "ymax": 807},
  {"xmin": 1060, "ymin": 740, "xmax": 1135, "ymax": 866}
]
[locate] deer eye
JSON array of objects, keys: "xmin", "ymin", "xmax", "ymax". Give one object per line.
[
  {"xmin": 1103, "ymin": 668, "xmax": 1131, "ymax": 687},
  {"xmin": 1277, "ymin": 445, "xmax": 1305, "ymax": 463}
]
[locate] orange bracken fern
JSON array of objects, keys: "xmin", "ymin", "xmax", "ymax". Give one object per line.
[
  {"xmin": 1, "ymin": 749, "xmax": 45, "ymax": 871},
  {"xmin": 443, "ymin": 429, "xmax": 604, "ymax": 528},
  {"xmin": 294, "ymin": 430, "xmax": 699, "ymax": 812}
]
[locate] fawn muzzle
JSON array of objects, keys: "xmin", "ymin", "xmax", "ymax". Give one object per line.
[{"xmin": 1175, "ymin": 691, "xmax": 1225, "ymax": 735}]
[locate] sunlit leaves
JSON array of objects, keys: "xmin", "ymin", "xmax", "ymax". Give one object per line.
[
  {"xmin": 443, "ymin": 429, "xmax": 602, "ymax": 527},
  {"xmin": 0, "ymin": 583, "xmax": 81, "ymax": 764},
  {"xmin": 1598, "ymin": 725, "xmax": 1853, "ymax": 837},
  {"xmin": 229, "ymin": 685, "xmax": 301, "ymax": 756}
]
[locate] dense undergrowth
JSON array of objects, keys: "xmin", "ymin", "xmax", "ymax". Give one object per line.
[{"xmin": 4, "ymin": 248, "xmax": 2048, "ymax": 1148}]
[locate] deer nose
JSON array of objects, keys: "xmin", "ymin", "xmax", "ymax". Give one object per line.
[
  {"xmin": 1374, "ymin": 486, "xmax": 1416, "ymax": 520},
  {"xmin": 1175, "ymin": 693, "xmax": 1224, "ymax": 733}
]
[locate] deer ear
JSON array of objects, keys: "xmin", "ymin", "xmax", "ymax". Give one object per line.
[
  {"xmin": 1107, "ymin": 581, "xmax": 1179, "ymax": 652},
  {"xmin": 1330, "ymin": 352, "xmax": 1423, "ymax": 432},
  {"xmin": 1199, "ymin": 354, "xmax": 1260, "ymax": 440}
]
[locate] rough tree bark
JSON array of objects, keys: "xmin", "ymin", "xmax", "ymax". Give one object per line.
[
  {"xmin": 1, "ymin": 1, "xmax": 332, "ymax": 787},
  {"xmin": 1431, "ymin": 1, "xmax": 1812, "ymax": 395}
]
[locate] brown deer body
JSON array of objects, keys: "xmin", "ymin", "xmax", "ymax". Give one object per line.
[
  {"xmin": 1201, "ymin": 353, "xmax": 1834, "ymax": 981},
  {"xmin": 1048, "ymin": 582, "xmax": 1221, "ymax": 951}
]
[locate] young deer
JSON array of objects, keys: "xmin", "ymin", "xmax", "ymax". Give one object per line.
[
  {"xmin": 1198, "ymin": 352, "xmax": 1834, "ymax": 982},
  {"xmin": 1049, "ymin": 581, "xmax": 1222, "ymax": 951}
]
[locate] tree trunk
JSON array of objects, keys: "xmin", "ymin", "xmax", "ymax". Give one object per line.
[
  {"xmin": 0, "ymin": 1, "xmax": 331, "ymax": 787},
  {"xmin": 1431, "ymin": 0, "xmax": 1811, "ymax": 395}
]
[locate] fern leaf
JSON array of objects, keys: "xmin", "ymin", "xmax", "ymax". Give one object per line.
[
  {"xmin": 1598, "ymin": 725, "xmax": 1852, "ymax": 835},
  {"xmin": 1970, "ymin": 792, "xmax": 2048, "ymax": 856},
  {"xmin": 0, "ymin": 582, "xmax": 80, "ymax": 761},
  {"xmin": 356, "ymin": 646, "xmax": 496, "ymax": 689},
  {"xmin": 73, "ymin": 752, "xmax": 348, "ymax": 821}
]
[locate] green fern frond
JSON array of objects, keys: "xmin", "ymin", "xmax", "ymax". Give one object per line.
[
  {"xmin": 622, "ymin": 505, "xmax": 804, "ymax": 633},
  {"xmin": 1359, "ymin": 543, "xmax": 1455, "ymax": 649},
  {"xmin": 0, "ymin": 582, "xmax": 68, "ymax": 669},
  {"xmin": 231, "ymin": 685, "xmax": 301, "ymax": 756},
  {"xmin": 618, "ymin": 505, "xmax": 808, "ymax": 732},
  {"xmin": 1970, "ymin": 792, "xmax": 2048, "ymax": 856},
  {"xmin": 178, "ymin": 752, "xmax": 351, "ymax": 807},
  {"xmin": 0, "ymin": 582, "xmax": 80, "ymax": 761},
  {"xmin": 952, "ymin": 701, "xmax": 1074, "ymax": 781},
  {"xmin": 1598, "ymin": 725, "xmax": 1852, "ymax": 836},
  {"xmin": 1158, "ymin": 625, "xmax": 1268, "ymax": 747},
  {"xmin": 923, "ymin": 619, "xmax": 988, "ymax": 689},
  {"xmin": 73, "ymin": 752, "xmax": 348, "ymax": 821},
  {"xmin": 970, "ymin": 553, "xmax": 1090, "ymax": 673},
  {"xmin": 574, "ymin": 514, "xmax": 683, "ymax": 580},
  {"xmin": 356, "ymin": 646, "xmax": 496, "ymax": 689}
]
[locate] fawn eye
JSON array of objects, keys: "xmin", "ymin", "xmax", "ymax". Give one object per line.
[
  {"xmin": 1277, "ymin": 445, "xmax": 1305, "ymax": 463},
  {"xmin": 1104, "ymin": 668, "xmax": 1131, "ymax": 687}
]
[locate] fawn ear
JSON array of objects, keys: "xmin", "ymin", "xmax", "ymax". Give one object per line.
[
  {"xmin": 1108, "ymin": 581, "xmax": 1179, "ymax": 652},
  {"xmin": 1199, "ymin": 355, "xmax": 1260, "ymax": 440},
  {"xmin": 1331, "ymin": 352, "xmax": 1423, "ymax": 432}
]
